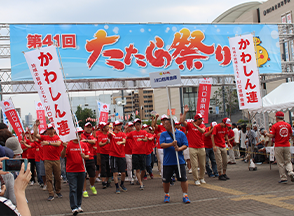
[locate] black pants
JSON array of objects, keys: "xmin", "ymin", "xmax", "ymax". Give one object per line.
[{"xmin": 28, "ymin": 158, "xmax": 36, "ymax": 182}]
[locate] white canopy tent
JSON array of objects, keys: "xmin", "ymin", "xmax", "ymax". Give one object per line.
[{"xmin": 248, "ymin": 82, "xmax": 294, "ymax": 113}]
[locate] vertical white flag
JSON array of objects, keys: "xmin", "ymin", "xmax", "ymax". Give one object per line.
[{"xmin": 24, "ymin": 46, "xmax": 76, "ymax": 142}]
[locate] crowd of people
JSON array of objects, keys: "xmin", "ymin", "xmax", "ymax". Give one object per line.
[{"xmin": 0, "ymin": 108, "xmax": 294, "ymax": 215}]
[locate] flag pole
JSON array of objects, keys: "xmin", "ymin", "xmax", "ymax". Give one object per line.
[{"xmin": 166, "ymin": 86, "xmax": 181, "ymax": 178}]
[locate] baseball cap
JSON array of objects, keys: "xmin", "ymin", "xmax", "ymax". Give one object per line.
[
  {"xmin": 275, "ymin": 111, "xmax": 284, "ymax": 118},
  {"xmin": 85, "ymin": 122, "xmax": 92, "ymax": 127},
  {"xmin": 126, "ymin": 122, "xmax": 133, "ymax": 127},
  {"xmin": 47, "ymin": 124, "xmax": 54, "ymax": 130},
  {"xmin": 76, "ymin": 127, "xmax": 84, "ymax": 133},
  {"xmin": 40, "ymin": 129, "xmax": 46, "ymax": 135},
  {"xmin": 161, "ymin": 114, "xmax": 168, "ymax": 120},
  {"xmin": 194, "ymin": 113, "xmax": 203, "ymax": 120},
  {"xmin": 142, "ymin": 124, "xmax": 148, "ymax": 129},
  {"xmin": 5, "ymin": 137, "xmax": 23, "ymax": 155},
  {"xmin": 175, "ymin": 121, "xmax": 181, "ymax": 125},
  {"xmin": 222, "ymin": 118, "xmax": 231, "ymax": 127},
  {"xmin": 210, "ymin": 121, "xmax": 217, "ymax": 127},
  {"xmin": 149, "ymin": 126, "xmax": 153, "ymax": 131},
  {"xmin": 113, "ymin": 120, "xmax": 123, "ymax": 126},
  {"xmin": 99, "ymin": 122, "xmax": 109, "ymax": 128},
  {"xmin": 133, "ymin": 118, "xmax": 141, "ymax": 124}
]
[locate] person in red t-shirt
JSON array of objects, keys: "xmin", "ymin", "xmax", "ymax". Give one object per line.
[
  {"xmin": 33, "ymin": 120, "xmax": 62, "ymax": 201},
  {"xmin": 175, "ymin": 121, "xmax": 191, "ymax": 173},
  {"xmin": 127, "ymin": 119, "xmax": 148, "ymax": 190},
  {"xmin": 124, "ymin": 122, "xmax": 134, "ymax": 184},
  {"xmin": 151, "ymin": 114, "xmax": 168, "ymax": 177},
  {"xmin": 211, "ymin": 118, "xmax": 231, "ymax": 181},
  {"xmin": 108, "ymin": 120, "xmax": 127, "ymax": 194},
  {"xmin": 93, "ymin": 125, "xmax": 101, "ymax": 182},
  {"xmin": 61, "ymin": 127, "xmax": 89, "ymax": 215},
  {"xmin": 97, "ymin": 122, "xmax": 111, "ymax": 189},
  {"xmin": 180, "ymin": 105, "xmax": 206, "ymax": 186},
  {"xmin": 81, "ymin": 122, "xmax": 97, "ymax": 198},
  {"xmin": 265, "ymin": 111, "xmax": 294, "ymax": 183},
  {"xmin": 143, "ymin": 125, "xmax": 155, "ymax": 180},
  {"xmin": 203, "ymin": 121, "xmax": 218, "ymax": 178},
  {"xmin": 227, "ymin": 125, "xmax": 236, "ymax": 165}
]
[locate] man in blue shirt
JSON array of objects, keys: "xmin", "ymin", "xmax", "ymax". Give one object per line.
[{"xmin": 160, "ymin": 118, "xmax": 190, "ymax": 204}]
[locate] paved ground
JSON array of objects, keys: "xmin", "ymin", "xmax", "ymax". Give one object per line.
[{"xmin": 26, "ymin": 159, "xmax": 294, "ymax": 216}]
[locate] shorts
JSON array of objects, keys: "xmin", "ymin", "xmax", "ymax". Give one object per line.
[
  {"xmin": 85, "ymin": 159, "xmax": 96, "ymax": 178},
  {"xmin": 100, "ymin": 154, "xmax": 111, "ymax": 177},
  {"xmin": 162, "ymin": 164, "xmax": 187, "ymax": 183},
  {"xmin": 132, "ymin": 154, "xmax": 146, "ymax": 171},
  {"xmin": 94, "ymin": 155, "xmax": 100, "ymax": 170},
  {"xmin": 110, "ymin": 156, "xmax": 126, "ymax": 173},
  {"xmin": 183, "ymin": 147, "xmax": 190, "ymax": 160},
  {"xmin": 39, "ymin": 160, "xmax": 45, "ymax": 176}
]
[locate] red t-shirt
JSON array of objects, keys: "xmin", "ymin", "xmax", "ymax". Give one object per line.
[
  {"xmin": 270, "ymin": 121, "xmax": 292, "ymax": 147},
  {"xmin": 185, "ymin": 122, "xmax": 205, "ymax": 148},
  {"xmin": 109, "ymin": 132, "xmax": 126, "ymax": 158},
  {"xmin": 25, "ymin": 139, "xmax": 36, "ymax": 160},
  {"xmin": 97, "ymin": 132, "xmax": 110, "ymax": 155},
  {"xmin": 34, "ymin": 141, "xmax": 42, "ymax": 162},
  {"xmin": 146, "ymin": 133, "xmax": 156, "ymax": 155},
  {"xmin": 81, "ymin": 132, "xmax": 96, "ymax": 160},
  {"xmin": 228, "ymin": 129, "xmax": 235, "ymax": 146},
  {"xmin": 178, "ymin": 126, "xmax": 186, "ymax": 133},
  {"xmin": 155, "ymin": 124, "xmax": 166, "ymax": 149},
  {"xmin": 125, "ymin": 131, "xmax": 133, "ymax": 155},
  {"xmin": 203, "ymin": 127, "xmax": 213, "ymax": 149},
  {"xmin": 127, "ymin": 130, "xmax": 148, "ymax": 154},
  {"xmin": 212, "ymin": 124, "xmax": 228, "ymax": 148},
  {"xmin": 95, "ymin": 131, "xmax": 102, "ymax": 154},
  {"xmin": 39, "ymin": 135, "xmax": 62, "ymax": 161},
  {"xmin": 21, "ymin": 143, "xmax": 28, "ymax": 158},
  {"xmin": 65, "ymin": 140, "xmax": 89, "ymax": 173}
]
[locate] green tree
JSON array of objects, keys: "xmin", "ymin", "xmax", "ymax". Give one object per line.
[
  {"xmin": 75, "ymin": 105, "xmax": 96, "ymax": 128},
  {"xmin": 212, "ymin": 86, "xmax": 239, "ymax": 119}
]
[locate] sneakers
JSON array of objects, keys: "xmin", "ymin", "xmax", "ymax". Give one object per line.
[
  {"xmin": 90, "ymin": 186, "xmax": 97, "ymax": 195},
  {"xmin": 188, "ymin": 169, "xmax": 192, "ymax": 174},
  {"xmin": 56, "ymin": 193, "xmax": 63, "ymax": 198},
  {"xmin": 200, "ymin": 179, "xmax": 206, "ymax": 184},
  {"xmin": 150, "ymin": 173, "xmax": 154, "ymax": 179},
  {"xmin": 30, "ymin": 181, "xmax": 34, "ymax": 186},
  {"xmin": 195, "ymin": 180, "xmax": 201, "ymax": 186},
  {"xmin": 183, "ymin": 195, "xmax": 191, "ymax": 204},
  {"xmin": 77, "ymin": 207, "xmax": 83, "ymax": 212},
  {"xmin": 219, "ymin": 175, "xmax": 227, "ymax": 181},
  {"xmin": 214, "ymin": 174, "xmax": 219, "ymax": 177},
  {"xmin": 116, "ymin": 188, "xmax": 121, "ymax": 194},
  {"xmin": 164, "ymin": 194, "xmax": 170, "ymax": 203},
  {"xmin": 140, "ymin": 185, "xmax": 144, "ymax": 190},
  {"xmin": 47, "ymin": 196, "xmax": 54, "ymax": 201},
  {"xmin": 83, "ymin": 191, "xmax": 89, "ymax": 198},
  {"xmin": 102, "ymin": 182, "xmax": 107, "ymax": 189},
  {"xmin": 43, "ymin": 185, "xmax": 47, "ymax": 191},
  {"xmin": 95, "ymin": 177, "xmax": 101, "ymax": 182},
  {"xmin": 208, "ymin": 174, "xmax": 215, "ymax": 178},
  {"xmin": 72, "ymin": 208, "xmax": 79, "ymax": 216},
  {"xmin": 143, "ymin": 177, "xmax": 148, "ymax": 180},
  {"xmin": 120, "ymin": 185, "xmax": 127, "ymax": 192},
  {"xmin": 279, "ymin": 180, "xmax": 288, "ymax": 184},
  {"xmin": 223, "ymin": 174, "xmax": 230, "ymax": 180},
  {"xmin": 130, "ymin": 180, "xmax": 134, "ymax": 185}
]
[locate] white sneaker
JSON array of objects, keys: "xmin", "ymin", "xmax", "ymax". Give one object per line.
[
  {"xmin": 195, "ymin": 180, "xmax": 201, "ymax": 186},
  {"xmin": 43, "ymin": 185, "xmax": 47, "ymax": 191},
  {"xmin": 77, "ymin": 207, "xmax": 83, "ymax": 212},
  {"xmin": 95, "ymin": 177, "xmax": 101, "ymax": 182},
  {"xmin": 72, "ymin": 208, "xmax": 78, "ymax": 215},
  {"xmin": 189, "ymin": 169, "xmax": 192, "ymax": 174},
  {"xmin": 200, "ymin": 179, "xmax": 206, "ymax": 184},
  {"xmin": 30, "ymin": 181, "xmax": 34, "ymax": 186}
]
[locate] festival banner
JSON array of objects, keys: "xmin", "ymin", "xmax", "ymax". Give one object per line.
[
  {"xmin": 10, "ymin": 24, "xmax": 281, "ymax": 81},
  {"xmin": 229, "ymin": 34, "xmax": 262, "ymax": 110},
  {"xmin": 0, "ymin": 99, "xmax": 24, "ymax": 138},
  {"xmin": 35, "ymin": 101, "xmax": 47, "ymax": 131},
  {"xmin": 196, "ymin": 78, "xmax": 212, "ymax": 123},
  {"xmin": 98, "ymin": 102, "xmax": 109, "ymax": 123},
  {"xmin": 24, "ymin": 46, "xmax": 76, "ymax": 142},
  {"xmin": 2, "ymin": 109, "xmax": 8, "ymax": 125}
]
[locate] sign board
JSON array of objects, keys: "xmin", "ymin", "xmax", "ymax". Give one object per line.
[
  {"xmin": 149, "ymin": 69, "xmax": 181, "ymax": 88},
  {"xmin": 10, "ymin": 24, "xmax": 281, "ymax": 81}
]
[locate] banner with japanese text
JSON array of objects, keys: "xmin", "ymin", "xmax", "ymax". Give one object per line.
[
  {"xmin": 10, "ymin": 24, "xmax": 281, "ymax": 81},
  {"xmin": 196, "ymin": 78, "xmax": 212, "ymax": 123},
  {"xmin": 98, "ymin": 101, "xmax": 109, "ymax": 123},
  {"xmin": 0, "ymin": 99, "xmax": 24, "ymax": 138},
  {"xmin": 24, "ymin": 46, "xmax": 76, "ymax": 142},
  {"xmin": 229, "ymin": 34, "xmax": 262, "ymax": 110},
  {"xmin": 2, "ymin": 109, "xmax": 8, "ymax": 125},
  {"xmin": 35, "ymin": 101, "xmax": 47, "ymax": 131}
]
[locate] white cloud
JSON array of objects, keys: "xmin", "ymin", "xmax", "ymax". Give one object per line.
[
  {"xmin": 104, "ymin": 25, "xmax": 109, "ymax": 29},
  {"xmin": 113, "ymin": 27, "xmax": 119, "ymax": 34},
  {"xmin": 165, "ymin": 27, "xmax": 170, "ymax": 33},
  {"xmin": 172, "ymin": 27, "xmax": 177, "ymax": 32},
  {"xmin": 271, "ymin": 30, "xmax": 279, "ymax": 39},
  {"xmin": 140, "ymin": 28, "xmax": 145, "ymax": 33}
]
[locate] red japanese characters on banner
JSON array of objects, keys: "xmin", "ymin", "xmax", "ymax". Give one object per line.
[
  {"xmin": 35, "ymin": 101, "xmax": 47, "ymax": 131},
  {"xmin": 229, "ymin": 34, "xmax": 261, "ymax": 110},
  {"xmin": 196, "ymin": 78, "xmax": 212, "ymax": 124},
  {"xmin": 27, "ymin": 34, "xmax": 76, "ymax": 49},
  {"xmin": 99, "ymin": 102, "xmax": 109, "ymax": 123},
  {"xmin": 0, "ymin": 99, "xmax": 24, "ymax": 138},
  {"xmin": 24, "ymin": 46, "xmax": 76, "ymax": 142}
]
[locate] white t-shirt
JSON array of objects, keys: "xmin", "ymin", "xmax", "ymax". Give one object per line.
[
  {"xmin": 240, "ymin": 131, "xmax": 247, "ymax": 149},
  {"xmin": 233, "ymin": 128, "xmax": 239, "ymax": 143}
]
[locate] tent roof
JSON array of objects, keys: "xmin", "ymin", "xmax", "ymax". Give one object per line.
[{"xmin": 249, "ymin": 82, "xmax": 294, "ymax": 113}]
